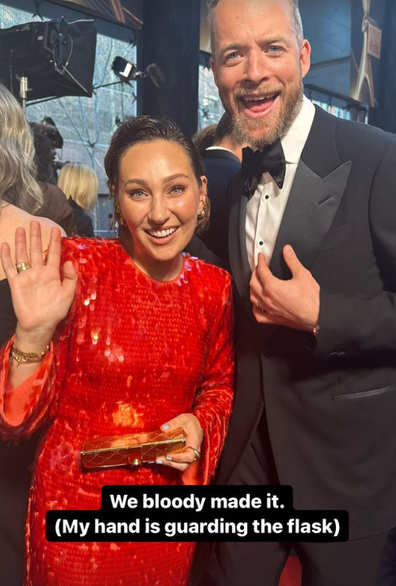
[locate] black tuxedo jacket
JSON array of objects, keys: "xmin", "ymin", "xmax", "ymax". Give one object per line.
[
  {"xmin": 199, "ymin": 148, "xmax": 241, "ymax": 260},
  {"xmin": 207, "ymin": 106, "xmax": 396, "ymax": 540}
]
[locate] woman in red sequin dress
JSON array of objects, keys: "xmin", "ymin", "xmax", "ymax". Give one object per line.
[{"xmin": 0, "ymin": 116, "xmax": 234, "ymax": 586}]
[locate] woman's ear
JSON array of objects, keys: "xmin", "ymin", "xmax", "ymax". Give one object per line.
[{"xmin": 199, "ymin": 176, "xmax": 208, "ymax": 211}]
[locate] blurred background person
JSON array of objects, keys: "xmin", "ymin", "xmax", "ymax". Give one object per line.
[
  {"xmin": 193, "ymin": 122, "xmax": 217, "ymax": 156},
  {"xmin": 58, "ymin": 162, "xmax": 98, "ymax": 237},
  {"xmin": 32, "ymin": 129, "xmax": 77, "ymax": 236},
  {"xmin": 0, "ymin": 82, "xmax": 64, "ymax": 586},
  {"xmin": 206, "ymin": 111, "xmax": 245, "ymax": 163},
  {"xmin": 32, "ymin": 126, "xmax": 58, "ymax": 185},
  {"xmin": 198, "ymin": 112, "xmax": 247, "ymax": 260}
]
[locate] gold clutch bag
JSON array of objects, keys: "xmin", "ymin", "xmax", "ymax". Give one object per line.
[{"xmin": 81, "ymin": 428, "xmax": 187, "ymax": 469}]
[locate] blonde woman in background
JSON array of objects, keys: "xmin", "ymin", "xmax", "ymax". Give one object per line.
[
  {"xmin": 0, "ymin": 82, "xmax": 63, "ymax": 586},
  {"xmin": 57, "ymin": 163, "xmax": 98, "ymax": 236}
]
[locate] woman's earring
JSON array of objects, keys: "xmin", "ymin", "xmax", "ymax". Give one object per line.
[
  {"xmin": 197, "ymin": 209, "xmax": 205, "ymax": 219},
  {"xmin": 116, "ymin": 203, "xmax": 127, "ymax": 227}
]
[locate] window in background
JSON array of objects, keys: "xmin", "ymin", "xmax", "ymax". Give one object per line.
[
  {"xmin": 198, "ymin": 52, "xmax": 224, "ymax": 130},
  {"xmin": 0, "ymin": 3, "xmax": 137, "ymax": 233},
  {"xmin": 307, "ymin": 95, "xmax": 368, "ymax": 124}
]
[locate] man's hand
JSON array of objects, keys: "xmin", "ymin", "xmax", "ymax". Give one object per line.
[{"xmin": 250, "ymin": 246, "xmax": 320, "ymax": 332}]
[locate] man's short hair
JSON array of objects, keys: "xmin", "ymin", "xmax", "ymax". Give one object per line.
[{"xmin": 207, "ymin": 0, "xmax": 304, "ymax": 48}]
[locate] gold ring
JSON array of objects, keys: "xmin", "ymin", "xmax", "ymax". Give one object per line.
[
  {"xmin": 186, "ymin": 446, "xmax": 201, "ymax": 462},
  {"xmin": 16, "ymin": 262, "xmax": 31, "ymax": 273},
  {"xmin": 256, "ymin": 300, "xmax": 263, "ymax": 312}
]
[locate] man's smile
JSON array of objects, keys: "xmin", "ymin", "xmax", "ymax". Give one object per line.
[{"xmin": 240, "ymin": 92, "xmax": 280, "ymax": 117}]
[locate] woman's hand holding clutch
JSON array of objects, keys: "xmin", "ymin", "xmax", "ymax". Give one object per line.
[{"xmin": 159, "ymin": 413, "xmax": 203, "ymax": 471}]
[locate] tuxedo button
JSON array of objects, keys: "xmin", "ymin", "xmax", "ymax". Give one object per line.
[
  {"xmin": 329, "ymin": 351, "xmax": 346, "ymax": 358},
  {"xmin": 265, "ymin": 195, "xmax": 269, "ymax": 200}
]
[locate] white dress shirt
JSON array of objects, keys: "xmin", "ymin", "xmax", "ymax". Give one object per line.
[
  {"xmin": 206, "ymin": 146, "xmax": 236, "ymax": 155},
  {"xmin": 245, "ymin": 97, "xmax": 315, "ymax": 270}
]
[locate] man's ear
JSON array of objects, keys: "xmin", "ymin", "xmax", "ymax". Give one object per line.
[
  {"xmin": 300, "ymin": 39, "xmax": 311, "ymax": 79},
  {"xmin": 210, "ymin": 57, "xmax": 219, "ymax": 88}
]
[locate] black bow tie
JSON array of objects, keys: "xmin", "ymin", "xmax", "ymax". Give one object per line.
[{"xmin": 241, "ymin": 140, "xmax": 286, "ymax": 198}]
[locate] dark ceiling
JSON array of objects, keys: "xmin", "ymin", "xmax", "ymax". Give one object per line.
[{"xmin": 301, "ymin": 0, "xmax": 351, "ymax": 98}]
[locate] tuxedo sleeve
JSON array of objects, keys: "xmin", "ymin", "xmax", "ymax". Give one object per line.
[{"xmin": 313, "ymin": 145, "xmax": 396, "ymax": 358}]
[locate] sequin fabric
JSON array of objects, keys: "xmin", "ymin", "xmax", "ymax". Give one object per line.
[{"xmin": 0, "ymin": 238, "xmax": 234, "ymax": 586}]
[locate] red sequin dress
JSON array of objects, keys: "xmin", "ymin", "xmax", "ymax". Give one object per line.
[{"xmin": 0, "ymin": 238, "xmax": 234, "ymax": 586}]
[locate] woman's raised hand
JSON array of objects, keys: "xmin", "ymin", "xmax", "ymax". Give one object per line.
[{"xmin": 0, "ymin": 221, "xmax": 77, "ymax": 348}]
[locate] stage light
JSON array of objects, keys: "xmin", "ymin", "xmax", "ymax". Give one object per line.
[
  {"xmin": 0, "ymin": 19, "xmax": 97, "ymax": 103},
  {"xmin": 112, "ymin": 57, "xmax": 165, "ymax": 88},
  {"xmin": 112, "ymin": 57, "xmax": 137, "ymax": 83}
]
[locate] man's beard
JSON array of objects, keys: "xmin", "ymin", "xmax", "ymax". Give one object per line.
[{"xmin": 226, "ymin": 81, "xmax": 304, "ymax": 149}]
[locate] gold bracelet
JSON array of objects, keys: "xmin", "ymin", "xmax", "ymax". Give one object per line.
[{"xmin": 10, "ymin": 343, "xmax": 50, "ymax": 365}]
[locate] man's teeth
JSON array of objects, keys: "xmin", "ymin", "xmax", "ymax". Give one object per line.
[
  {"xmin": 147, "ymin": 228, "xmax": 177, "ymax": 238},
  {"xmin": 245, "ymin": 94, "xmax": 277, "ymax": 103}
]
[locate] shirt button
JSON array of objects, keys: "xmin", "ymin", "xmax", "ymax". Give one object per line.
[
  {"xmin": 259, "ymin": 240, "xmax": 264, "ymax": 246},
  {"xmin": 265, "ymin": 195, "xmax": 269, "ymax": 200}
]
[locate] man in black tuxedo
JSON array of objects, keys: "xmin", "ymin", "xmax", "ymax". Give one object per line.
[
  {"xmin": 199, "ymin": 112, "xmax": 244, "ymax": 259},
  {"xmin": 198, "ymin": 0, "xmax": 396, "ymax": 584}
]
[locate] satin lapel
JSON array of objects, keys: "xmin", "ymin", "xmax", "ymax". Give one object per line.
[
  {"xmin": 270, "ymin": 106, "xmax": 351, "ymax": 278},
  {"xmin": 228, "ymin": 172, "xmax": 253, "ymax": 317},
  {"xmin": 270, "ymin": 159, "xmax": 352, "ymax": 279}
]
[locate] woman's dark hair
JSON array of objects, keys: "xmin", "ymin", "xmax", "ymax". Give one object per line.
[
  {"xmin": 33, "ymin": 130, "xmax": 57, "ymax": 184},
  {"xmin": 104, "ymin": 115, "xmax": 210, "ymax": 233}
]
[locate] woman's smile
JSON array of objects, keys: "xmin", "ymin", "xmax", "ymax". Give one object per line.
[{"xmin": 117, "ymin": 140, "xmax": 206, "ymax": 281}]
